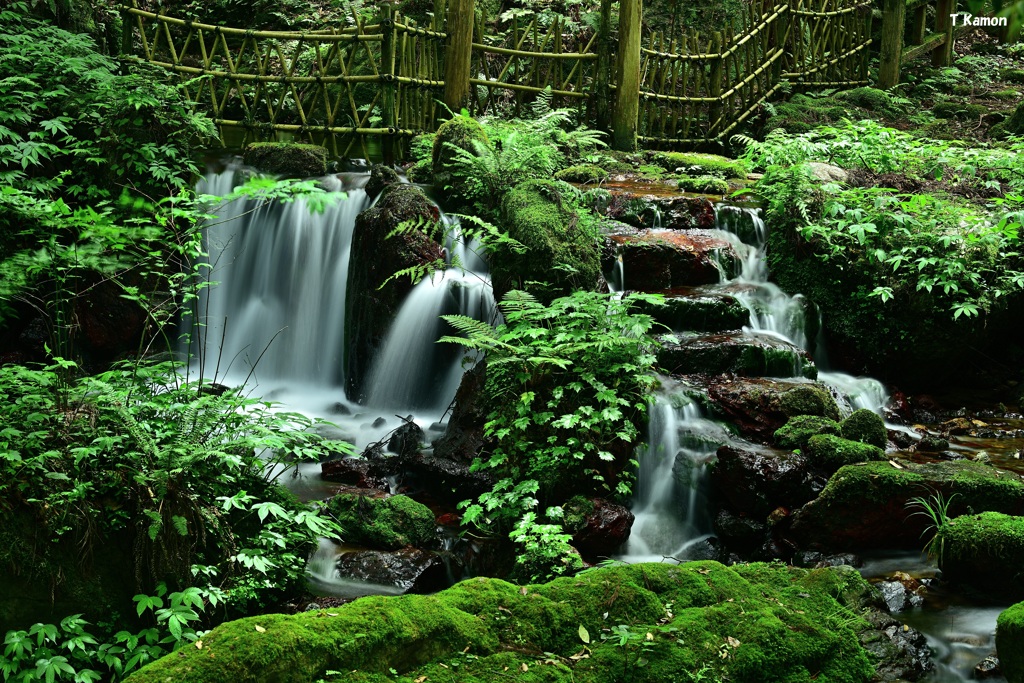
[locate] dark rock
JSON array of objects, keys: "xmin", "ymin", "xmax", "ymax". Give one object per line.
[
  {"xmin": 705, "ymin": 378, "xmax": 841, "ymax": 443},
  {"xmin": 789, "ymin": 461, "xmax": 1024, "ymax": 552},
  {"xmin": 917, "ymin": 435, "xmax": 950, "ymax": 452},
  {"xmin": 609, "ymin": 230, "xmax": 738, "ymax": 291},
  {"xmin": 372, "ymin": 417, "xmax": 388, "ymax": 428},
  {"xmin": 320, "ymin": 458, "xmax": 390, "ymax": 491},
  {"xmin": 877, "ymin": 580, "xmax": 923, "ymax": 613},
  {"xmin": 335, "ymin": 548, "xmax": 448, "ymax": 594},
  {"xmin": 712, "ymin": 444, "xmax": 822, "ymax": 517},
  {"xmin": 242, "ymin": 142, "xmax": 327, "ymax": 177},
  {"xmin": 889, "ymin": 429, "xmax": 917, "ymax": 450},
  {"xmin": 74, "ymin": 277, "xmax": 149, "ymax": 366},
  {"xmin": 387, "ymin": 420, "xmax": 424, "ymax": 459},
  {"xmin": 569, "ymin": 499, "xmax": 634, "ymax": 559},
  {"xmin": 329, "ymin": 402, "xmax": 352, "ymax": 416},
  {"xmin": 634, "ymin": 293, "xmax": 750, "ymax": 333},
  {"xmin": 326, "ymin": 491, "xmax": 436, "ymax": 550},
  {"xmin": 658, "ymin": 333, "xmax": 816, "ymax": 379},
  {"xmin": 432, "ymin": 360, "xmax": 488, "ymax": 464},
  {"xmin": 602, "ymin": 191, "xmax": 717, "ymax": 231},
  {"xmin": 860, "ymin": 610, "xmax": 934, "ymax": 681},
  {"xmin": 365, "ymin": 165, "xmax": 401, "ymax": 201},
  {"xmin": 793, "ymin": 551, "xmax": 863, "ymax": 568},
  {"xmin": 714, "ymin": 509, "xmax": 768, "ymax": 552},
  {"xmin": 406, "ymin": 451, "xmax": 496, "ymax": 506},
  {"xmin": 345, "ymin": 183, "xmax": 444, "ymax": 397},
  {"xmin": 974, "ymin": 656, "xmax": 1000, "ymax": 679}
]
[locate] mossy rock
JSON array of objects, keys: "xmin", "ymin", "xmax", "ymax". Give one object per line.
[
  {"xmin": 774, "ymin": 414, "xmax": 841, "ymax": 450},
  {"xmin": 635, "ymin": 294, "xmax": 750, "ymax": 333},
  {"xmin": 647, "ymin": 152, "xmax": 746, "ymax": 179},
  {"xmin": 806, "ymin": 434, "xmax": 885, "ymax": 474},
  {"xmin": 491, "ymin": 179, "xmax": 601, "ymax": 301},
  {"xmin": 991, "ymin": 88, "xmax": 1021, "ymax": 101},
  {"xmin": 242, "ymin": 142, "xmax": 327, "ymax": 178},
  {"xmin": 125, "ymin": 561, "xmax": 878, "ymax": 683},
  {"xmin": 405, "ymin": 158, "xmax": 433, "ymax": 184},
  {"xmin": 431, "ymin": 115, "xmax": 489, "ymax": 188},
  {"xmin": 657, "ymin": 334, "xmax": 817, "ymax": 379},
  {"xmin": 933, "ymin": 102, "xmax": 988, "ymax": 121},
  {"xmin": 1004, "ymin": 102, "xmax": 1024, "ymax": 136},
  {"xmin": 1001, "ymin": 68, "xmax": 1024, "ymax": 84},
  {"xmin": 553, "ymin": 164, "xmax": 609, "ymax": 184},
  {"xmin": 677, "ymin": 175, "xmax": 730, "ymax": 194},
  {"xmin": 327, "ymin": 493, "xmax": 436, "ymax": 550},
  {"xmin": 707, "ymin": 379, "xmax": 841, "ymax": 443},
  {"xmin": 837, "ymin": 87, "xmax": 896, "ymax": 113},
  {"xmin": 997, "ymin": 602, "xmax": 1024, "ymax": 683},
  {"xmin": 779, "ymin": 385, "xmax": 842, "ymax": 421},
  {"xmin": 790, "ymin": 460, "xmax": 1024, "ymax": 551},
  {"xmin": 840, "ymin": 409, "xmax": 887, "ymax": 449},
  {"xmin": 937, "ymin": 512, "xmax": 1024, "ymax": 600}
]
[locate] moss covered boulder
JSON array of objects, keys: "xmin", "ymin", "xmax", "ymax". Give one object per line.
[
  {"xmin": 431, "ymin": 115, "xmax": 489, "ymax": 189},
  {"xmin": 125, "ymin": 561, "xmax": 883, "ymax": 683},
  {"xmin": 805, "ymin": 434, "xmax": 885, "ymax": 474},
  {"xmin": 242, "ymin": 142, "xmax": 327, "ymax": 178},
  {"xmin": 636, "ymin": 293, "xmax": 750, "ymax": 333},
  {"xmin": 706, "ymin": 378, "xmax": 841, "ymax": 443},
  {"xmin": 327, "ymin": 491, "xmax": 436, "ymax": 550},
  {"xmin": 658, "ymin": 332, "xmax": 816, "ymax": 379},
  {"xmin": 840, "ymin": 409, "xmax": 887, "ymax": 449},
  {"xmin": 554, "ymin": 164, "xmax": 609, "ymax": 184},
  {"xmin": 678, "ymin": 175, "xmax": 730, "ymax": 194},
  {"xmin": 491, "ymin": 179, "xmax": 602, "ymax": 301},
  {"xmin": 345, "ymin": 183, "xmax": 444, "ymax": 396},
  {"xmin": 789, "ymin": 461, "xmax": 1024, "ymax": 551},
  {"xmin": 997, "ymin": 602, "xmax": 1024, "ymax": 683},
  {"xmin": 937, "ymin": 512, "xmax": 1024, "ymax": 600},
  {"xmin": 647, "ymin": 151, "xmax": 746, "ymax": 179},
  {"xmin": 775, "ymin": 415, "xmax": 842, "ymax": 450}
]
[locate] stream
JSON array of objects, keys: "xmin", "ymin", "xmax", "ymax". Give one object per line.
[{"xmin": 192, "ymin": 160, "xmax": 1008, "ymax": 682}]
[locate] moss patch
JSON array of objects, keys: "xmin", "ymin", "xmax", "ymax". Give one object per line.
[
  {"xmin": 647, "ymin": 152, "xmax": 746, "ymax": 179},
  {"xmin": 997, "ymin": 602, "xmax": 1024, "ymax": 683},
  {"xmin": 780, "ymin": 385, "xmax": 841, "ymax": 421},
  {"xmin": 327, "ymin": 493, "xmax": 436, "ymax": 550},
  {"xmin": 775, "ymin": 415, "xmax": 841, "ymax": 450},
  {"xmin": 125, "ymin": 562, "xmax": 876, "ymax": 683},
  {"xmin": 554, "ymin": 164, "xmax": 609, "ymax": 184},
  {"xmin": 840, "ymin": 409, "xmax": 887, "ymax": 449},
  {"xmin": 242, "ymin": 142, "xmax": 327, "ymax": 178},
  {"xmin": 806, "ymin": 434, "xmax": 885, "ymax": 473},
  {"xmin": 432, "ymin": 115, "xmax": 489, "ymax": 187},
  {"xmin": 677, "ymin": 175, "xmax": 730, "ymax": 194},
  {"xmin": 937, "ymin": 512, "xmax": 1024, "ymax": 599}
]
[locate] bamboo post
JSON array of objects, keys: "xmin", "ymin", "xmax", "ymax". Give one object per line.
[
  {"xmin": 381, "ymin": 3, "xmax": 397, "ymax": 164},
  {"xmin": 120, "ymin": 6, "xmax": 133, "ymax": 55},
  {"xmin": 595, "ymin": 0, "xmax": 613, "ymax": 132},
  {"xmin": 933, "ymin": 0, "xmax": 955, "ymax": 66},
  {"xmin": 443, "ymin": 0, "xmax": 475, "ymax": 113},
  {"xmin": 613, "ymin": 0, "xmax": 642, "ymax": 151},
  {"xmin": 909, "ymin": 3, "xmax": 927, "ymax": 46},
  {"xmin": 878, "ymin": 0, "xmax": 906, "ymax": 88},
  {"xmin": 709, "ymin": 32, "xmax": 723, "ymax": 139}
]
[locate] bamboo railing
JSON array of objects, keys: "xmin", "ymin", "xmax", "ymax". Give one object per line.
[{"xmin": 122, "ymin": 0, "xmax": 875, "ymax": 154}]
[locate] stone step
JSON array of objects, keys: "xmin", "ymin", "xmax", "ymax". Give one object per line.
[
  {"xmin": 607, "ymin": 229, "xmax": 739, "ymax": 291},
  {"xmin": 634, "ymin": 291, "xmax": 750, "ymax": 333},
  {"xmin": 658, "ymin": 332, "xmax": 816, "ymax": 380}
]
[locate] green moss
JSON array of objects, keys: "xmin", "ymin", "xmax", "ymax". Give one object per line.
[
  {"xmin": 1004, "ymin": 102, "xmax": 1024, "ymax": 136},
  {"xmin": 405, "ymin": 158, "xmax": 433, "ymax": 184},
  {"xmin": 561, "ymin": 495, "xmax": 594, "ymax": 533},
  {"xmin": 775, "ymin": 415, "xmax": 841, "ymax": 450},
  {"xmin": 991, "ymin": 88, "xmax": 1021, "ymax": 101},
  {"xmin": 839, "ymin": 409, "xmax": 887, "ymax": 449},
  {"xmin": 997, "ymin": 602, "xmax": 1024, "ymax": 683},
  {"xmin": 636, "ymin": 295, "xmax": 750, "ymax": 332},
  {"xmin": 837, "ymin": 87, "xmax": 896, "ymax": 113},
  {"xmin": 326, "ymin": 494, "xmax": 436, "ymax": 550},
  {"xmin": 491, "ymin": 179, "xmax": 601, "ymax": 301},
  {"xmin": 431, "ymin": 115, "xmax": 489, "ymax": 186},
  {"xmin": 933, "ymin": 101, "xmax": 987, "ymax": 120},
  {"xmin": 242, "ymin": 142, "xmax": 327, "ymax": 177},
  {"xmin": 677, "ymin": 175, "xmax": 730, "ymax": 194},
  {"xmin": 806, "ymin": 434, "xmax": 885, "ymax": 473},
  {"xmin": 937, "ymin": 512, "xmax": 1024, "ymax": 598},
  {"xmin": 764, "ymin": 93, "xmax": 852, "ymax": 134},
  {"xmin": 125, "ymin": 562, "xmax": 877, "ymax": 683},
  {"xmin": 553, "ymin": 164, "xmax": 609, "ymax": 184},
  {"xmin": 779, "ymin": 385, "xmax": 842, "ymax": 421},
  {"xmin": 1001, "ymin": 68, "xmax": 1024, "ymax": 84},
  {"xmin": 648, "ymin": 152, "xmax": 746, "ymax": 179}
]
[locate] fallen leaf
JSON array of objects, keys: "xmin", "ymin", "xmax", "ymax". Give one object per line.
[
  {"xmin": 438, "ymin": 663, "xmax": 448, "ymax": 669},
  {"xmin": 645, "ymin": 632, "xmax": 654, "ymax": 641},
  {"xmin": 727, "ymin": 636, "xmax": 741, "ymax": 648},
  {"xmin": 254, "ymin": 625, "xmax": 266, "ymax": 633},
  {"xmin": 414, "ymin": 677, "xmax": 427, "ymax": 683},
  {"xmin": 888, "ymin": 460, "xmax": 904, "ymax": 469},
  {"xmin": 520, "ymin": 587, "xmax": 528, "ymax": 595},
  {"xmin": 521, "ymin": 663, "xmax": 529, "ymax": 672},
  {"xmin": 463, "ymin": 646, "xmax": 470, "ymax": 653},
  {"xmin": 194, "ymin": 641, "xmax": 203, "ymax": 650},
  {"xmin": 326, "ymin": 612, "xmax": 338, "ymax": 616},
  {"xmin": 579, "ymin": 624, "xmax": 590, "ymax": 644}
]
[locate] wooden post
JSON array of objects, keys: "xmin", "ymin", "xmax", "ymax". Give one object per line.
[
  {"xmin": 878, "ymin": 0, "xmax": 907, "ymax": 88},
  {"xmin": 595, "ymin": 0, "xmax": 613, "ymax": 133},
  {"xmin": 933, "ymin": 0, "xmax": 956, "ymax": 66},
  {"xmin": 443, "ymin": 0, "xmax": 475, "ymax": 113},
  {"xmin": 381, "ymin": 4, "xmax": 398, "ymax": 163},
  {"xmin": 120, "ymin": 6, "xmax": 133, "ymax": 56},
  {"xmin": 909, "ymin": 4, "xmax": 927, "ymax": 46},
  {"xmin": 613, "ymin": 0, "xmax": 642, "ymax": 151},
  {"xmin": 709, "ymin": 32, "xmax": 724, "ymax": 139}
]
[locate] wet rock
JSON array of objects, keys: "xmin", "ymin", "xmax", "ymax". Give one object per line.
[
  {"xmin": 789, "ymin": 460, "xmax": 1024, "ymax": 551},
  {"xmin": 633, "ymin": 293, "xmax": 750, "ymax": 333},
  {"xmin": 74, "ymin": 277, "xmax": 149, "ymax": 367},
  {"xmin": 345, "ymin": 183, "xmax": 444, "ymax": 397},
  {"xmin": 889, "ymin": 429, "xmax": 917, "ymax": 450},
  {"xmin": 242, "ymin": 142, "xmax": 327, "ymax": 177},
  {"xmin": 365, "ymin": 165, "xmax": 401, "ymax": 201},
  {"xmin": 405, "ymin": 451, "xmax": 495, "ymax": 506},
  {"xmin": 320, "ymin": 458, "xmax": 390, "ymax": 491},
  {"xmin": 608, "ymin": 230, "xmax": 737, "ymax": 291},
  {"xmin": 998, "ymin": 603, "xmax": 1024, "ymax": 683},
  {"xmin": 712, "ymin": 444, "xmax": 822, "ymax": 517},
  {"xmin": 877, "ymin": 580, "xmax": 924, "ymax": 613},
  {"xmin": 860, "ymin": 611, "xmax": 934, "ymax": 681},
  {"xmin": 805, "ymin": 434, "xmax": 886, "ymax": 474},
  {"xmin": 658, "ymin": 333, "xmax": 816, "ymax": 379},
  {"xmin": 714, "ymin": 509, "xmax": 768, "ymax": 552},
  {"xmin": 568, "ymin": 499, "xmax": 634, "ymax": 559},
  {"xmin": 335, "ymin": 548, "xmax": 448, "ymax": 594},
  {"xmin": 328, "ymin": 402, "xmax": 352, "ymax": 416},
  {"xmin": 974, "ymin": 655, "xmax": 1000, "ymax": 679},
  {"xmin": 705, "ymin": 377, "xmax": 840, "ymax": 443},
  {"xmin": 916, "ymin": 435, "xmax": 950, "ymax": 452},
  {"xmin": 775, "ymin": 415, "xmax": 842, "ymax": 450},
  {"xmin": 372, "ymin": 417, "xmax": 388, "ymax": 428},
  {"xmin": 840, "ymin": 409, "xmax": 888, "ymax": 449},
  {"xmin": 387, "ymin": 420, "xmax": 424, "ymax": 460},
  {"xmin": 793, "ymin": 551, "xmax": 862, "ymax": 568},
  {"xmin": 602, "ymin": 193, "xmax": 717, "ymax": 231},
  {"xmin": 938, "ymin": 512, "xmax": 1024, "ymax": 601},
  {"xmin": 432, "ymin": 360, "xmax": 488, "ymax": 464}
]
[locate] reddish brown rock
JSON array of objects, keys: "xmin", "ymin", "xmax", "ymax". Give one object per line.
[
  {"xmin": 712, "ymin": 444, "xmax": 823, "ymax": 517},
  {"xmin": 609, "ymin": 230, "xmax": 738, "ymax": 291},
  {"xmin": 571, "ymin": 499, "xmax": 634, "ymax": 559},
  {"xmin": 704, "ymin": 377, "xmax": 841, "ymax": 443}
]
